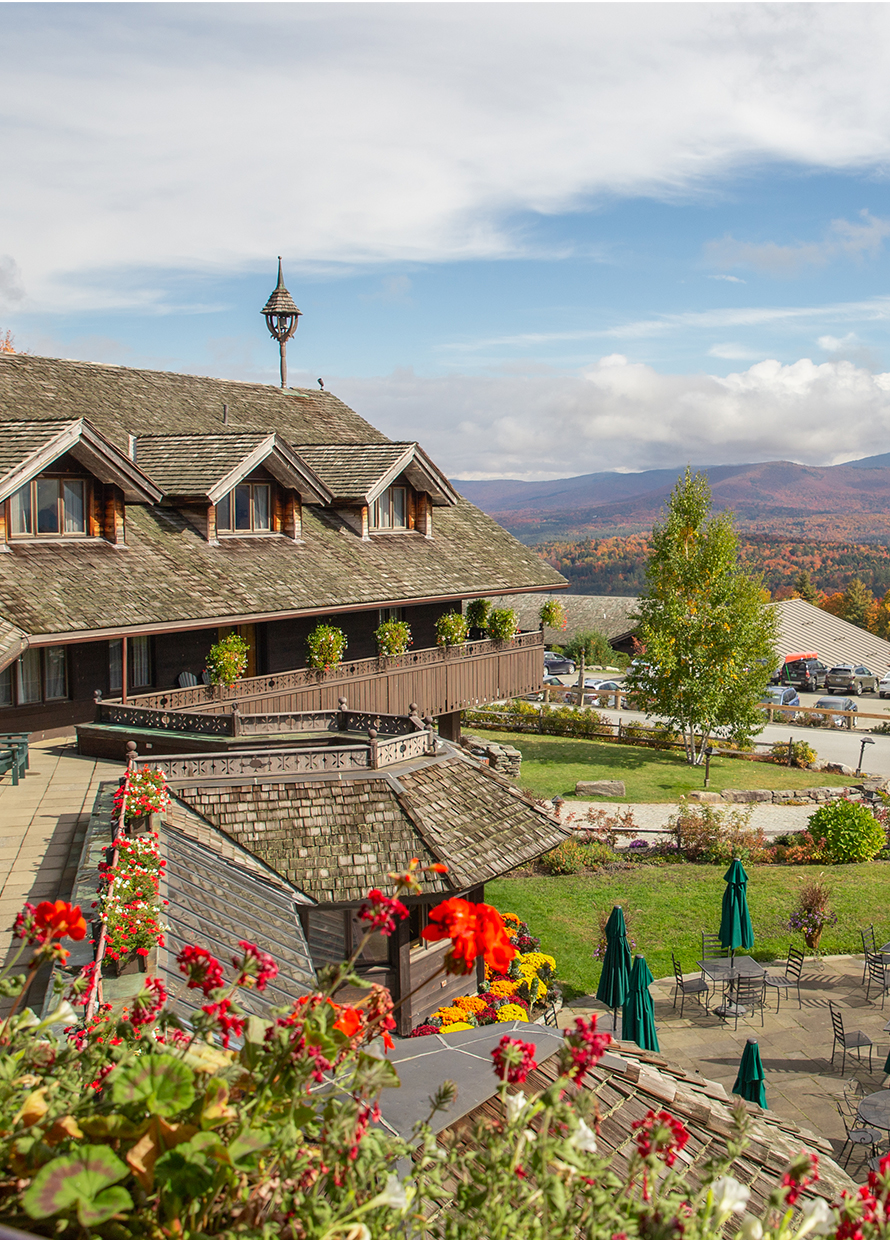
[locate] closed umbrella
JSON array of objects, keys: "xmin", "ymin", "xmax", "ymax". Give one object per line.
[
  {"xmin": 596, "ymin": 905, "xmax": 632, "ymax": 1031},
  {"xmin": 719, "ymin": 858, "xmax": 754, "ymax": 962},
  {"xmin": 732, "ymin": 1036, "xmax": 767, "ymax": 1109},
  {"xmin": 622, "ymin": 954, "xmax": 659, "ymax": 1052}
]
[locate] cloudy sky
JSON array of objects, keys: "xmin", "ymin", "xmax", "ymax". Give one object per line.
[{"xmin": 6, "ymin": 3, "xmax": 890, "ymax": 478}]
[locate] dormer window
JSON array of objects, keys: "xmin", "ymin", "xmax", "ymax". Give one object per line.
[
  {"xmin": 371, "ymin": 486, "xmax": 407, "ymax": 531},
  {"xmin": 216, "ymin": 483, "xmax": 271, "ymax": 533},
  {"xmin": 9, "ymin": 477, "xmax": 86, "ymax": 538}
]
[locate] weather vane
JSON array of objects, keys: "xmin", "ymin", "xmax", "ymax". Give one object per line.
[{"xmin": 262, "ymin": 257, "xmax": 302, "ymax": 389}]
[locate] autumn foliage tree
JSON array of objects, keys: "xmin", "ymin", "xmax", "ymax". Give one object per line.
[{"xmin": 628, "ymin": 469, "xmax": 778, "ymax": 766}]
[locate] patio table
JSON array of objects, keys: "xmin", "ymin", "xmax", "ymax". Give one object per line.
[
  {"xmin": 697, "ymin": 957, "xmax": 765, "ymax": 1018},
  {"xmin": 859, "ymin": 1091, "xmax": 890, "ymax": 1132}
]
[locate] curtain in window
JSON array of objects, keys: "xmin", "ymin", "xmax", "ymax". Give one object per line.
[
  {"xmin": 131, "ymin": 636, "xmax": 151, "ymax": 687},
  {"xmin": 253, "ymin": 485, "xmax": 270, "ymax": 530},
  {"xmin": 63, "ymin": 480, "xmax": 85, "ymax": 533},
  {"xmin": 108, "ymin": 640, "xmax": 123, "ymax": 693},
  {"xmin": 0, "ymin": 666, "xmax": 11, "ymax": 707},
  {"xmin": 9, "ymin": 485, "xmax": 31, "ymax": 535},
  {"xmin": 391, "ymin": 487, "xmax": 407, "ymax": 528},
  {"xmin": 44, "ymin": 646, "xmax": 67, "ymax": 700},
  {"xmin": 17, "ymin": 649, "xmax": 42, "ymax": 703}
]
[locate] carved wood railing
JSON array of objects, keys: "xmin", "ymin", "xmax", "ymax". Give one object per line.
[{"xmin": 95, "ymin": 703, "xmax": 427, "ymax": 739}]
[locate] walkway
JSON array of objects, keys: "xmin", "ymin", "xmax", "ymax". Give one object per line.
[{"xmin": 559, "ymin": 799, "xmax": 818, "ymax": 839}]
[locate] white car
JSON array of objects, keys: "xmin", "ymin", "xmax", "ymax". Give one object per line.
[{"xmin": 879, "ymin": 671, "xmax": 890, "ymax": 699}]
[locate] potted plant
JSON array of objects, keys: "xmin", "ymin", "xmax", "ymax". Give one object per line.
[
  {"xmin": 205, "ymin": 633, "xmax": 249, "ymax": 688},
  {"xmin": 788, "ymin": 873, "xmax": 837, "ymax": 956},
  {"xmin": 113, "ymin": 767, "xmax": 170, "ymax": 832},
  {"xmin": 436, "ymin": 612, "xmax": 468, "ymax": 649},
  {"xmin": 374, "ymin": 618, "xmax": 412, "ymax": 660},
  {"xmin": 466, "ymin": 598, "xmax": 492, "ymax": 641},
  {"xmin": 486, "ymin": 607, "xmax": 518, "ymax": 644},
  {"xmin": 307, "ymin": 623, "xmax": 348, "ymax": 671},
  {"xmin": 539, "ymin": 599, "xmax": 567, "ymax": 632}
]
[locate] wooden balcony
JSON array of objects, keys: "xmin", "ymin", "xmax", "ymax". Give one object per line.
[{"xmin": 108, "ymin": 631, "xmax": 544, "ymax": 721}]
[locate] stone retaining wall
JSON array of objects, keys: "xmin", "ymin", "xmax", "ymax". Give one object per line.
[
  {"xmin": 688, "ymin": 786, "xmax": 859, "ymax": 806},
  {"xmin": 463, "ymin": 739, "xmax": 522, "ymax": 781}
]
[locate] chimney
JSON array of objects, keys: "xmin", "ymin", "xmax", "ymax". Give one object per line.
[
  {"xmin": 223, "ymin": 403, "xmax": 229, "ymax": 425},
  {"xmin": 127, "ymin": 434, "xmax": 136, "ymax": 461}
]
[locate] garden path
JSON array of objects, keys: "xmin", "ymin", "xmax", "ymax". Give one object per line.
[{"xmin": 557, "ymin": 800, "xmax": 817, "ymax": 839}]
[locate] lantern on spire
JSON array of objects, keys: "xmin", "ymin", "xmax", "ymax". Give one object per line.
[{"xmin": 262, "ymin": 258, "xmax": 302, "ymax": 389}]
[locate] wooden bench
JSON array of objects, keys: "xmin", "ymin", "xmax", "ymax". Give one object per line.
[{"xmin": 0, "ymin": 733, "xmax": 29, "ymax": 786}]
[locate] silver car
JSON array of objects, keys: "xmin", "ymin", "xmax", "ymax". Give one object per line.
[{"xmin": 825, "ymin": 664, "xmax": 878, "ymax": 695}]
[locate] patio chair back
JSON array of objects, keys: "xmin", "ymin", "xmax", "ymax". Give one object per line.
[
  {"xmin": 732, "ymin": 975, "xmax": 765, "ymax": 1029},
  {"xmin": 830, "ymin": 1002, "xmax": 846, "ymax": 1044},
  {"xmin": 866, "ymin": 952, "xmax": 889, "ymax": 1007},
  {"xmin": 701, "ymin": 932, "xmax": 729, "ymax": 961},
  {"xmin": 785, "ymin": 947, "xmax": 805, "ymax": 983},
  {"xmin": 862, "ymin": 925, "xmax": 877, "ymax": 955}
]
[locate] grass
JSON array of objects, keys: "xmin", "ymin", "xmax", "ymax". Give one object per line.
[
  {"xmin": 488, "ymin": 864, "xmax": 889, "ymax": 1001},
  {"xmin": 468, "ymin": 729, "xmax": 857, "ymax": 803}
]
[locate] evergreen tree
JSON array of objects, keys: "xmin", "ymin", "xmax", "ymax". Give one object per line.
[
  {"xmin": 792, "ymin": 569, "xmax": 818, "ymax": 603},
  {"xmin": 628, "ymin": 469, "xmax": 778, "ymax": 765},
  {"xmin": 842, "ymin": 577, "xmax": 873, "ymax": 630}
]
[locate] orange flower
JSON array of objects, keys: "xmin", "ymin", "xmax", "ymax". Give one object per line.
[
  {"xmin": 429, "ymin": 863, "xmax": 449, "ymax": 874},
  {"xmin": 422, "ymin": 898, "xmax": 516, "ymax": 976},
  {"xmin": 333, "ymin": 1006, "xmax": 363, "ymax": 1038},
  {"xmin": 33, "ymin": 901, "xmax": 87, "ymax": 942}
]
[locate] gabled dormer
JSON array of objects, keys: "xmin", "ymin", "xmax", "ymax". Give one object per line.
[
  {"xmin": 133, "ymin": 433, "xmax": 331, "ymax": 544},
  {"xmin": 0, "ymin": 419, "xmax": 162, "ymax": 552},
  {"xmin": 296, "ymin": 442, "xmax": 458, "ymax": 541}
]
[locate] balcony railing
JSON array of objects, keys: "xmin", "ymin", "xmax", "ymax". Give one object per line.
[{"xmin": 103, "ymin": 632, "xmax": 544, "ymax": 720}]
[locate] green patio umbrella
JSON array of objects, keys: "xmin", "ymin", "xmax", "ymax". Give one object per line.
[
  {"xmin": 622, "ymin": 954, "xmax": 659, "ymax": 1052},
  {"xmin": 719, "ymin": 858, "xmax": 754, "ymax": 961},
  {"xmin": 732, "ymin": 1036, "xmax": 767, "ymax": 1109},
  {"xmin": 596, "ymin": 905, "xmax": 632, "ymax": 1031}
]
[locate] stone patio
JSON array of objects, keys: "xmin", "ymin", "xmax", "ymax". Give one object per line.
[{"xmin": 561, "ymin": 953, "xmax": 890, "ymax": 1172}]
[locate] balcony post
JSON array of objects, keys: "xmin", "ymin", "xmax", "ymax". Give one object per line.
[{"xmin": 436, "ymin": 710, "xmax": 461, "ymax": 743}]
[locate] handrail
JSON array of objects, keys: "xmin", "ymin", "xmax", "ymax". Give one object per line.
[{"xmin": 83, "ymin": 751, "xmax": 134, "ymax": 1022}]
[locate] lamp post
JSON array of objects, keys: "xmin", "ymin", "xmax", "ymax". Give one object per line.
[
  {"xmin": 858, "ymin": 736, "xmax": 875, "ymax": 775},
  {"xmin": 262, "ymin": 258, "xmax": 302, "ymax": 389},
  {"xmin": 704, "ymin": 745, "xmax": 714, "ymax": 788}
]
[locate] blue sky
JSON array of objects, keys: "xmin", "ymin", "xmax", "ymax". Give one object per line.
[{"xmin": 5, "ymin": 3, "xmax": 890, "ymax": 478}]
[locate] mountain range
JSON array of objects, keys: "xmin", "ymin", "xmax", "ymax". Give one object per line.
[{"xmin": 455, "ymin": 452, "xmax": 890, "ymax": 544}]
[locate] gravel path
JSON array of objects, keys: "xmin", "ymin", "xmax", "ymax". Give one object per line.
[{"xmin": 557, "ymin": 799, "xmax": 816, "ymax": 841}]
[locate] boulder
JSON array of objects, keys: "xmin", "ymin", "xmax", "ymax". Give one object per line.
[
  {"xmin": 721, "ymin": 789, "xmax": 772, "ymax": 803},
  {"xmin": 575, "ymin": 780, "xmax": 626, "ymax": 798},
  {"xmin": 686, "ymin": 790, "xmax": 724, "ymax": 804}
]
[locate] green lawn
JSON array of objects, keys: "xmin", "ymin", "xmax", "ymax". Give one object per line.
[
  {"xmin": 488, "ymin": 865, "xmax": 890, "ymax": 1000},
  {"xmin": 467, "ymin": 729, "xmax": 856, "ymax": 803}
]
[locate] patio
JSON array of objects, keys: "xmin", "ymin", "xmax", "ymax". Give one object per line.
[{"xmin": 561, "ymin": 952, "xmax": 890, "ymax": 1172}]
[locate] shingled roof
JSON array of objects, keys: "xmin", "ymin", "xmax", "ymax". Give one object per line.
[
  {"xmin": 0, "ymin": 418, "xmax": 162, "ymax": 505},
  {"xmin": 0, "ymin": 353, "xmax": 384, "ymax": 448},
  {"xmin": 171, "ymin": 749, "xmax": 568, "ymax": 905},
  {"xmin": 0, "ymin": 616, "xmax": 28, "ymax": 673},
  {"xmin": 298, "ymin": 443, "xmax": 459, "ymax": 506}
]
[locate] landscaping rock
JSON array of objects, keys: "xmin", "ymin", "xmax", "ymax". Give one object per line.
[
  {"xmin": 721, "ymin": 789, "xmax": 773, "ymax": 803},
  {"xmin": 575, "ymin": 780, "xmax": 625, "ymax": 798},
  {"xmin": 825, "ymin": 762, "xmax": 857, "ymax": 776},
  {"xmin": 686, "ymin": 791, "xmax": 724, "ymax": 804},
  {"xmin": 807, "ymin": 759, "xmax": 829, "ymax": 771}
]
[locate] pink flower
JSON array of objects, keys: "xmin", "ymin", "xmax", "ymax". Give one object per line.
[
  {"xmin": 358, "ymin": 889, "xmax": 409, "ymax": 937},
  {"xmin": 492, "ymin": 1035, "xmax": 537, "ymax": 1084},
  {"xmin": 233, "ymin": 941, "xmax": 278, "ymax": 992}
]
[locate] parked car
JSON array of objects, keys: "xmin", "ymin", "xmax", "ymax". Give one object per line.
[
  {"xmin": 544, "ymin": 652, "xmax": 575, "ymax": 675},
  {"xmin": 760, "ymin": 686, "xmax": 801, "ymax": 710},
  {"xmin": 825, "ymin": 664, "xmax": 878, "ymax": 695},
  {"xmin": 543, "ymin": 676, "xmax": 564, "ymax": 687},
  {"xmin": 775, "ymin": 658, "xmax": 828, "ymax": 692},
  {"xmin": 810, "ymin": 696, "xmax": 858, "ymax": 726},
  {"xmin": 584, "ymin": 680, "xmax": 624, "ymax": 706},
  {"xmin": 879, "ymin": 671, "xmax": 890, "ymax": 699}
]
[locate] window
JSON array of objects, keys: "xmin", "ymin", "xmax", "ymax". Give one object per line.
[
  {"xmin": 216, "ymin": 483, "xmax": 271, "ymax": 533},
  {"xmin": 0, "ymin": 665, "xmax": 11, "ymax": 708},
  {"xmin": 11, "ymin": 646, "xmax": 67, "ymax": 705},
  {"xmin": 371, "ymin": 486, "xmax": 407, "ymax": 531},
  {"xmin": 9, "ymin": 477, "xmax": 86, "ymax": 538},
  {"xmin": 109, "ymin": 636, "xmax": 152, "ymax": 693}
]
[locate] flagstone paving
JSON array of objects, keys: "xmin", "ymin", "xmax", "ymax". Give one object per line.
[{"xmin": 560, "ymin": 953, "xmax": 890, "ymax": 1174}]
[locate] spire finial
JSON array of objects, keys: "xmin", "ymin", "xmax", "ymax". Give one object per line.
[{"xmin": 262, "ymin": 258, "xmax": 302, "ymax": 389}]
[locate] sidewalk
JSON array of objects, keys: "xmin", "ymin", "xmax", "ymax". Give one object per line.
[{"xmin": 558, "ymin": 799, "xmax": 817, "ymax": 838}]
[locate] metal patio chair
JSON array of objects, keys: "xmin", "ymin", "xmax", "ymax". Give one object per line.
[
  {"xmin": 671, "ymin": 953, "xmax": 710, "ymax": 1017},
  {"xmin": 764, "ymin": 947, "xmax": 804, "ymax": 1013},
  {"xmin": 862, "ymin": 925, "xmax": 877, "ymax": 984},
  {"xmin": 729, "ymin": 975, "xmax": 766, "ymax": 1030},
  {"xmin": 866, "ymin": 952, "xmax": 890, "ymax": 1009},
  {"xmin": 835, "ymin": 1101, "xmax": 881, "ymax": 1170},
  {"xmin": 829, "ymin": 1002, "xmax": 874, "ymax": 1073}
]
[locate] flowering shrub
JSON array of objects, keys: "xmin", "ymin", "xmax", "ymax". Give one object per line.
[
  {"xmin": 496, "ymin": 1002, "xmax": 530, "ymax": 1021},
  {"xmin": 808, "ymin": 798, "xmax": 886, "ymax": 864},
  {"xmin": 487, "ymin": 606, "xmax": 519, "ymax": 642},
  {"xmin": 539, "ymin": 599, "xmax": 568, "ymax": 630},
  {"xmin": 97, "ymin": 831, "xmax": 166, "ymax": 965},
  {"xmin": 767, "ymin": 830, "xmax": 827, "ymax": 865},
  {"xmin": 112, "ymin": 766, "xmax": 170, "ymax": 821},
  {"xmin": 306, "ymin": 622, "xmax": 348, "ymax": 670},
  {"xmin": 204, "ymin": 632, "xmax": 249, "ymax": 686},
  {"xmin": 465, "ymin": 597, "xmax": 492, "ymax": 631},
  {"xmin": 436, "ymin": 610, "xmax": 468, "ymax": 647},
  {"xmin": 770, "ymin": 739, "xmax": 817, "ymax": 768},
  {"xmin": 669, "ymin": 798, "xmax": 769, "ymax": 864},
  {"xmin": 374, "ymin": 617, "xmax": 412, "ymax": 657}
]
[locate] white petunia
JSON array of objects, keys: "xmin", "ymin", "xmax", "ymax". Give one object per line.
[
  {"xmin": 737, "ymin": 1217, "xmax": 764, "ymax": 1240},
  {"xmin": 797, "ymin": 1198, "xmax": 833, "ymax": 1237},
  {"xmin": 378, "ymin": 1174, "xmax": 409, "ymax": 1210},
  {"xmin": 505, "ymin": 1092, "xmax": 529, "ymax": 1125},
  {"xmin": 711, "ymin": 1177, "xmax": 751, "ymax": 1218},
  {"xmin": 570, "ymin": 1118, "xmax": 598, "ymax": 1153}
]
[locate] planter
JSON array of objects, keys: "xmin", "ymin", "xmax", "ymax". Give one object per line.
[
  {"xmin": 127, "ymin": 811, "xmax": 160, "ymax": 835},
  {"xmin": 804, "ymin": 930, "xmax": 822, "ymax": 954},
  {"xmin": 102, "ymin": 950, "xmax": 147, "ymax": 979}
]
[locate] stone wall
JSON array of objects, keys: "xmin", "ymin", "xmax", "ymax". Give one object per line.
[{"xmin": 463, "ymin": 739, "xmax": 522, "ymax": 782}]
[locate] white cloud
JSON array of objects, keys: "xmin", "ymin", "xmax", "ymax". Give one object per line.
[
  {"xmin": 710, "ymin": 274, "xmax": 746, "ymax": 284},
  {"xmin": 331, "ymin": 356, "xmax": 890, "ymax": 479},
  {"xmin": 6, "ymin": 6, "xmax": 890, "ymax": 308},
  {"xmin": 707, "ymin": 343, "xmax": 763, "ymax": 360},
  {"xmin": 703, "ymin": 211, "xmax": 890, "ymax": 276}
]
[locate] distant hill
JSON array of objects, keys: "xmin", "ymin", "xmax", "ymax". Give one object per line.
[{"xmin": 456, "ymin": 455, "xmax": 890, "ymax": 544}]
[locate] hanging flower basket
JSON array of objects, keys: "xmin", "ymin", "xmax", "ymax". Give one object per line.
[{"xmin": 307, "ymin": 624, "xmax": 348, "ymax": 671}]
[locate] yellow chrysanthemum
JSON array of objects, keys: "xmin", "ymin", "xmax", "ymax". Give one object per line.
[
  {"xmin": 440, "ymin": 1022, "xmax": 473, "ymax": 1033},
  {"xmin": 489, "ymin": 979, "xmax": 518, "ymax": 998},
  {"xmin": 496, "ymin": 1004, "xmax": 529, "ymax": 1022}
]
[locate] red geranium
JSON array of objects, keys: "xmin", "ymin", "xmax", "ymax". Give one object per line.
[
  {"xmin": 233, "ymin": 941, "xmax": 278, "ymax": 992},
  {"xmin": 358, "ymin": 889, "xmax": 409, "ymax": 937},
  {"xmin": 19, "ymin": 900, "xmax": 87, "ymax": 944},
  {"xmin": 492, "ymin": 1035, "xmax": 538, "ymax": 1084},
  {"xmin": 177, "ymin": 945, "xmax": 225, "ymax": 995},
  {"xmin": 632, "ymin": 1109, "xmax": 690, "ymax": 1168},
  {"xmin": 422, "ymin": 898, "xmax": 516, "ymax": 975},
  {"xmin": 559, "ymin": 1014, "xmax": 611, "ymax": 1084}
]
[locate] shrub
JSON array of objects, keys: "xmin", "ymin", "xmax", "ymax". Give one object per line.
[
  {"xmin": 808, "ymin": 798, "xmax": 886, "ymax": 863},
  {"xmin": 465, "ymin": 598, "xmax": 492, "ymax": 631},
  {"xmin": 564, "ymin": 629, "xmax": 617, "ymax": 667},
  {"xmin": 374, "ymin": 618, "xmax": 412, "ymax": 657},
  {"xmin": 306, "ymin": 622, "xmax": 348, "ymax": 670},
  {"xmin": 767, "ymin": 830, "xmax": 827, "ymax": 865},
  {"xmin": 205, "ymin": 632, "xmax": 249, "ymax": 686},
  {"xmin": 668, "ymin": 799, "xmax": 767, "ymax": 864},
  {"xmin": 539, "ymin": 599, "xmax": 567, "ymax": 630},
  {"xmin": 487, "ymin": 607, "xmax": 519, "ymax": 643},
  {"xmin": 436, "ymin": 611, "xmax": 468, "ymax": 647},
  {"xmin": 541, "ymin": 838, "xmax": 589, "ymax": 875},
  {"xmin": 769, "ymin": 739, "xmax": 816, "ymax": 768}
]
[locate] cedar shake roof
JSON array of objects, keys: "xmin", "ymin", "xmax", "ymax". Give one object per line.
[
  {"xmin": 172, "ymin": 750, "xmax": 568, "ymax": 905},
  {"xmin": 0, "ymin": 493, "xmax": 564, "ymax": 639},
  {"xmin": 0, "ymin": 353, "xmax": 384, "ymax": 448},
  {"xmin": 389, "ymin": 1031, "xmax": 853, "ymax": 1203},
  {"xmin": 0, "ymin": 616, "xmax": 28, "ymax": 674},
  {"xmin": 298, "ymin": 443, "xmax": 459, "ymax": 506},
  {"xmin": 159, "ymin": 822, "xmax": 316, "ymax": 1025},
  {"xmin": 133, "ymin": 432, "xmax": 331, "ymax": 504},
  {"xmin": 0, "ymin": 418, "xmax": 162, "ymax": 504}
]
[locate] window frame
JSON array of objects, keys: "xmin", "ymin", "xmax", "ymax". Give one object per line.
[
  {"xmin": 370, "ymin": 485, "xmax": 409, "ymax": 532},
  {"xmin": 216, "ymin": 483, "xmax": 272, "ymax": 534},
  {"xmin": 4, "ymin": 646, "xmax": 69, "ymax": 707},
  {"xmin": 8, "ymin": 475, "xmax": 89, "ymax": 540},
  {"xmin": 108, "ymin": 636, "xmax": 153, "ymax": 694}
]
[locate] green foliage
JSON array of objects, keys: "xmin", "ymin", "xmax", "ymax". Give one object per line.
[
  {"xmin": 769, "ymin": 739, "xmax": 816, "ymax": 768},
  {"xmin": 205, "ymin": 633, "xmax": 249, "ymax": 687},
  {"xmin": 540, "ymin": 838, "xmax": 616, "ymax": 875},
  {"xmin": 842, "ymin": 576, "xmax": 874, "ymax": 630},
  {"xmin": 793, "ymin": 569, "xmax": 818, "ymax": 603},
  {"xmin": 307, "ymin": 622, "xmax": 348, "ymax": 670},
  {"xmin": 808, "ymin": 799, "xmax": 886, "ymax": 863},
  {"xmin": 436, "ymin": 611, "xmax": 468, "ymax": 647},
  {"xmin": 464, "ymin": 701, "xmax": 613, "ymax": 741},
  {"xmin": 486, "ymin": 606, "xmax": 518, "ymax": 642},
  {"xmin": 668, "ymin": 799, "xmax": 768, "ymax": 864},
  {"xmin": 563, "ymin": 629, "xmax": 618, "ymax": 667},
  {"xmin": 110, "ymin": 1054, "xmax": 196, "ymax": 1116},
  {"xmin": 374, "ymin": 618, "xmax": 412, "ymax": 657},
  {"xmin": 24, "ymin": 1145, "xmax": 133, "ymax": 1227},
  {"xmin": 627, "ymin": 468, "xmax": 779, "ymax": 764},
  {"xmin": 465, "ymin": 597, "xmax": 492, "ymax": 630},
  {"xmin": 538, "ymin": 598, "xmax": 567, "ymax": 630}
]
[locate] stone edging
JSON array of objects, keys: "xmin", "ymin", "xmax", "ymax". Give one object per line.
[{"xmin": 687, "ymin": 786, "xmax": 859, "ymax": 806}]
